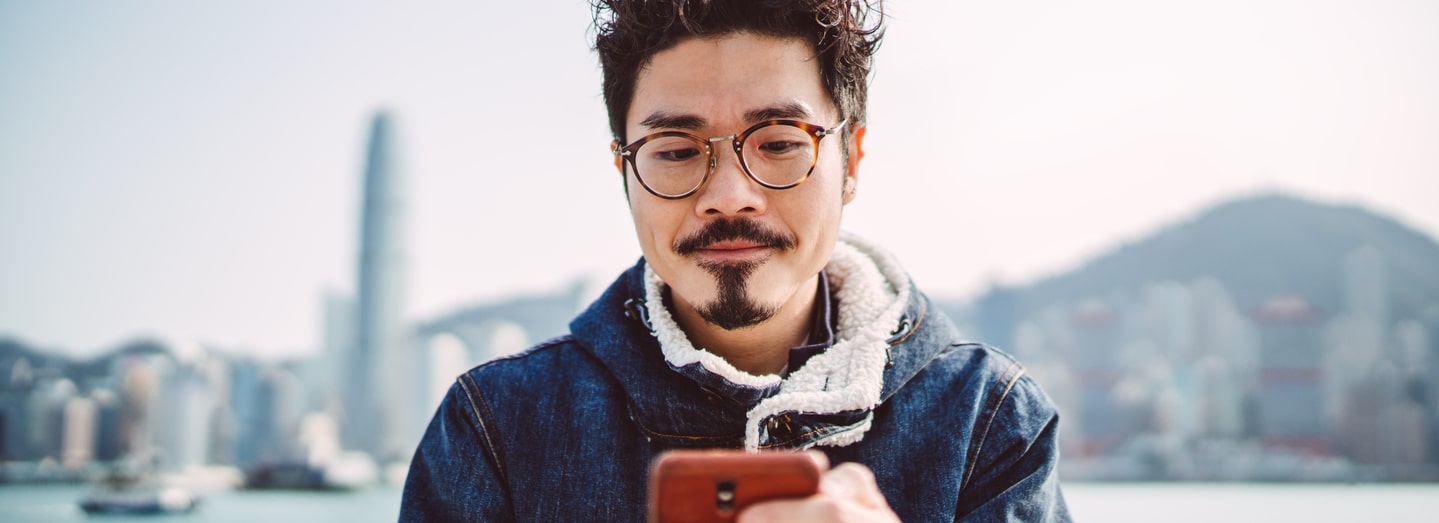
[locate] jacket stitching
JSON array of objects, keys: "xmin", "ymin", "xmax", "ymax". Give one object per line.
[
  {"xmin": 759, "ymin": 427, "xmax": 833, "ymax": 449},
  {"xmin": 459, "ymin": 374, "xmax": 512, "ymax": 490},
  {"xmin": 628, "ymin": 400, "xmax": 738, "ymax": 444},
  {"xmin": 756, "ymin": 423, "xmax": 853, "ymax": 449},
  {"xmin": 578, "ymin": 336, "xmax": 741, "ymax": 446},
  {"xmin": 635, "ymin": 424, "xmax": 734, "ymax": 443},
  {"xmin": 475, "ymin": 335, "xmax": 573, "ymax": 369},
  {"xmin": 958, "ymin": 360, "xmax": 1025, "ymax": 496}
]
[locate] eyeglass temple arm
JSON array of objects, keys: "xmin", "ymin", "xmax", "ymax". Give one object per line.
[
  {"xmin": 611, "ymin": 140, "xmax": 631, "ymax": 157},
  {"xmin": 817, "ymin": 118, "xmax": 848, "ymax": 137}
]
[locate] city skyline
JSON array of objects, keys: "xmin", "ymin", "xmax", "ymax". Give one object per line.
[
  {"xmin": 2, "ymin": 1, "xmax": 1437, "ymax": 356},
  {"xmin": 4, "ymin": 198, "xmax": 1433, "ymax": 482}
]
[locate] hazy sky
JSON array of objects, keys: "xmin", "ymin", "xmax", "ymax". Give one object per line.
[{"xmin": 2, "ymin": 0, "xmax": 1436, "ymax": 357}]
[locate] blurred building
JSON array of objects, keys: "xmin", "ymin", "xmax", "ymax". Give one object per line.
[
  {"xmin": 345, "ymin": 110, "xmax": 411, "ymax": 462},
  {"xmin": 61, "ymin": 395, "xmax": 96, "ymax": 468},
  {"xmin": 1065, "ymin": 298, "xmax": 1127, "ymax": 456},
  {"xmin": 411, "ymin": 279, "xmax": 589, "ymax": 421},
  {"xmin": 1253, "ymin": 293, "xmax": 1329, "ymax": 454},
  {"xmin": 0, "ymin": 353, "xmax": 37, "ymax": 460},
  {"xmin": 1324, "ymin": 246, "xmax": 1435, "ymax": 472}
]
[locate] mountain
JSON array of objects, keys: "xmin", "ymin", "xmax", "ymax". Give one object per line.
[{"xmin": 954, "ymin": 193, "xmax": 1439, "ymax": 347}]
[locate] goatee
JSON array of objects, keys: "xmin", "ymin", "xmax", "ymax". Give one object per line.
[
  {"xmin": 673, "ymin": 218, "xmax": 795, "ymax": 330},
  {"xmin": 695, "ymin": 258, "xmax": 778, "ymax": 330}
]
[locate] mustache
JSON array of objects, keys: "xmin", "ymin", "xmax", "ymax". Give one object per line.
[{"xmin": 673, "ymin": 218, "xmax": 797, "ymax": 256}]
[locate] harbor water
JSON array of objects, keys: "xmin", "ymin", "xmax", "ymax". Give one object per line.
[{"xmin": 2, "ymin": 482, "xmax": 1438, "ymax": 522}]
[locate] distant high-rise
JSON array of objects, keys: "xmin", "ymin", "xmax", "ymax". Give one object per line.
[{"xmin": 345, "ymin": 111, "xmax": 407, "ymax": 459}]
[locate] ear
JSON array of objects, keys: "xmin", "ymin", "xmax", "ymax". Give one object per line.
[
  {"xmin": 843, "ymin": 126, "xmax": 866, "ymax": 205},
  {"xmin": 611, "ymin": 141, "xmax": 625, "ymax": 174},
  {"xmin": 612, "ymin": 141, "xmax": 634, "ymax": 206}
]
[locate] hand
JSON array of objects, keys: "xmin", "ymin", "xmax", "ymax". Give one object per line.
[{"xmin": 737, "ymin": 462, "xmax": 901, "ymax": 523}]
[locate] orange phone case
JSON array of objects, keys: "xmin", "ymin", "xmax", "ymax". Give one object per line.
[{"xmin": 648, "ymin": 450, "xmax": 829, "ymax": 523}]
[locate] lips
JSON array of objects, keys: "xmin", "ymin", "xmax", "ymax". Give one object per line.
[
  {"xmin": 672, "ymin": 217, "xmax": 798, "ymax": 258},
  {"xmin": 695, "ymin": 241, "xmax": 772, "ymax": 263},
  {"xmin": 702, "ymin": 240, "xmax": 768, "ymax": 251}
]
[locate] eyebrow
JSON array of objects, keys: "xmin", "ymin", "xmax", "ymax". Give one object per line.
[
  {"xmin": 745, "ymin": 102, "xmax": 813, "ymax": 123},
  {"xmin": 638, "ymin": 102, "xmax": 817, "ymax": 131},
  {"xmin": 639, "ymin": 112, "xmax": 706, "ymax": 131}
]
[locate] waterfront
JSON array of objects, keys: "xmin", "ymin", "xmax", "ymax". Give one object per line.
[
  {"xmin": 2, "ymin": 482, "xmax": 1438, "ymax": 522},
  {"xmin": 0, "ymin": 484, "xmax": 403, "ymax": 522},
  {"xmin": 1064, "ymin": 482, "xmax": 1439, "ymax": 522}
]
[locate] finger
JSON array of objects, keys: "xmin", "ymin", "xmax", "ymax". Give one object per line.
[
  {"xmin": 822, "ymin": 463, "xmax": 890, "ymax": 510},
  {"xmin": 737, "ymin": 497, "xmax": 839, "ymax": 523}
]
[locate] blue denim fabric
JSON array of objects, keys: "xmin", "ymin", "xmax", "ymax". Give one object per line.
[{"xmin": 401, "ymin": 260, "xmax": 1070, "ymax": 522}]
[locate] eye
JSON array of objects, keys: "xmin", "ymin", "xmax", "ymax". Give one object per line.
[
  {"xmin": 651, "ymin": 147, "xmax": 702, "ymax": 162},
  {"xmin": 757, "ymin": 140, "xmax": 806, "ymax": 155}
]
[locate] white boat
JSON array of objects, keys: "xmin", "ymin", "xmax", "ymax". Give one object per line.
[{"xmin": 78, "ymin": 470, "xmax": 199, "ymax": 515}]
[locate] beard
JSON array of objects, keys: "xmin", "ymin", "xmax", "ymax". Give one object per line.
[
  {"xmin": 673, "ymin": 218, "xmax": 796, "ymax": 331},
  {"xmin": 694, "ymin": 258, "xmax": 778, "ymax": 330}
]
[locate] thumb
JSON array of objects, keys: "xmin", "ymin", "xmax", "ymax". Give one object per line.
[{"xmin": 821, "ymin": 462, "xmax": 890, "ymax": 510}]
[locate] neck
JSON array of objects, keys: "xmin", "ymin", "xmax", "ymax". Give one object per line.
[{"xmin": 670, "ymin": 273, "xmax": 820, "ymax": 376}]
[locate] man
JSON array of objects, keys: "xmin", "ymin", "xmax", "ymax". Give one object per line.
[{"xmin": 402, "ymin": 1, "xmax": 1069, "ymax": 521}]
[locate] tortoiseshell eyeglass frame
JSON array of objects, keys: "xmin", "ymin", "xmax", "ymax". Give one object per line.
[{"xmin": 611, "ymin": 118, "xmax": 848, "ymax": 200}]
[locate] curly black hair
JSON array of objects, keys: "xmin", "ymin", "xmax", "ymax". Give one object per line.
[{"xmin": 593, "ymin": 0, "xmax": 884, "ymax": 144}]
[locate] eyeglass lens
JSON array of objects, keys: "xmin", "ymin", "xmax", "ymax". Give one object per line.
[{"xmin": 632, "ymin": 124, "xmax": 817, "ymax": 197}]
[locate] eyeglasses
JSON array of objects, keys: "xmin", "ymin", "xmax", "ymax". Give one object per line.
[{"xmin": 612, "ymin": 119, "xmax": 848, "ymax": 200}]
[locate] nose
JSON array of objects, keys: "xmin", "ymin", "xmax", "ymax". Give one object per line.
[{"xmin": 693, "ymin": 138, "xmax": 767, "ymax": 217}]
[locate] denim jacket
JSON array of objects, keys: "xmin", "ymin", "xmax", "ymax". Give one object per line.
[{"xmin": 401, "ymin": 257, "xmax": 1070, "ymax": 522}]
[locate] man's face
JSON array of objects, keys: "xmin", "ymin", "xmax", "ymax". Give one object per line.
[{"xmin": 624, "ymin": 33, "xmax": 858, "ymax": 330}]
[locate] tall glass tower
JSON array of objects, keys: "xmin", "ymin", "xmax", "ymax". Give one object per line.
[{"xmin": 346, "ymin": 111, "xmax": 406, "ymax": 459}]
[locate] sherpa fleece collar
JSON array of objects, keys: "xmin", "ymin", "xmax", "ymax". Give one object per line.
[
  {"xmin": 567, "ymin": 232, "xmax": 952, "ymax": 450},
  {"xmin": 642, "ymin": 232, "xmax": 911, "ymax": 449}
]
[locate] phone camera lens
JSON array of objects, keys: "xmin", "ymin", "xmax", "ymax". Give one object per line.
[{"xmin": 716, "ymin": 479, "xmax": 736, "ymax": 511}]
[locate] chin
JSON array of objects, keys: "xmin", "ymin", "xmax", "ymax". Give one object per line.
[{"xmin": 680, "ymin": 259, "xmax": 781, "ymax": 330}]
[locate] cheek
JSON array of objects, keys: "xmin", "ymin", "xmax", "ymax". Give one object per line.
[
  {"xmin": 810, "ymin": 156, "xmax": 849, "ymax": 210},
  {"xmin": 630, "ymin": 199, "xmax": 685, "ymax": 255},
  {"xmin": 775, "ymin": 191, "xmax": 843, "ymax": 254},
  {"xmin": 796, "ymin": 161, "xmax": 848, "ymax": 245}
]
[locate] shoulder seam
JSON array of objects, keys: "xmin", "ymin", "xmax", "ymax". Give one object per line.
[
  {"xmin": 472, "ymin": 334, "xmax": 575, "ymax": 370},
  {"xmin": 457, "ymin": 373, "xmax": 513, "ymax": 500},
  {"xmin": 958, "ymin": 358, "xmax": 1026, "ymax": 496}
]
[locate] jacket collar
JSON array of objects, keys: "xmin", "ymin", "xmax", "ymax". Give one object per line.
[{"xmin": 569, "ymin": 257, "xmax": 956, "ymax": 449}]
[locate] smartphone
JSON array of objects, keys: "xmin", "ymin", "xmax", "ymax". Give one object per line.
[{"xmin": 647, "ymin": 449, "xmax": 829, "ymax": 523}]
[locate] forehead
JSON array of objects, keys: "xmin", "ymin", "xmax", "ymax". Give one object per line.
[{"xmin": 628, "ymin": 33, "xmax": 836, "ymax": 130}]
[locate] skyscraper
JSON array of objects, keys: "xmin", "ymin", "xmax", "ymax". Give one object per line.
[{"xmin": 345, "ymin": 111, "xmax": 407, "ymax": 459}]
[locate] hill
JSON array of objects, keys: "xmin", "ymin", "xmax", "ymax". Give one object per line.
[{"xmin": 957, "ymin": 193, "xmax": 1439, "ymax": 347}]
